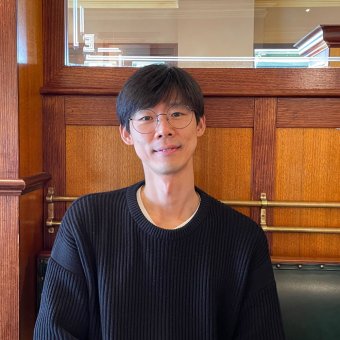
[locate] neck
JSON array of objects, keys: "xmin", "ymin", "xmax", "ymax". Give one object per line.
[{"xmin": 141, "ymin": 174, "xmax": 199, "ymax": 229}]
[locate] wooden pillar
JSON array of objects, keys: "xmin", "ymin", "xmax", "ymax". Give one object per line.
[
  {"xmin": 0, "ymin": 0, "xmax": 20, "ymax": 338},
  {"xmin": 1, "ymin": 0, "xmax": 45, "ymax": 339}
]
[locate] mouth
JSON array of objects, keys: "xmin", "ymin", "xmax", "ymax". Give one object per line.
[{"xmin": 154, "ymin": 145, "xmax": 181, "ymax": 153}]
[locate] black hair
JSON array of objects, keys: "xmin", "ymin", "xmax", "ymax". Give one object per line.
[{"xmin": 116, "ymin": 64, "xmax": 204, "ymax": 132}]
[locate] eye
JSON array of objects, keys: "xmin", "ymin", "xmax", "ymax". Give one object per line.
[
  {"xmin": 170, "ymin": 111, "xmax": 185, "ymax": 118},
  {"xmin": 138, "ymin": 115, "xmax": 154, "ymax": 122},
  {"xmin": 134, "ymin": 111, "xmax": 155, "ymax": 122}
]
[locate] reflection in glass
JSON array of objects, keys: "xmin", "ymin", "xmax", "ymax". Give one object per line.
[{"xmin": 66, "ymin": 0, "xmax": 340, "ymax": 68}]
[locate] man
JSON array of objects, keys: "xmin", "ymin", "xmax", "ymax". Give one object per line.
[{"xmin": 34, "ymin": 64, "xmax": 285, "ymax": 339}]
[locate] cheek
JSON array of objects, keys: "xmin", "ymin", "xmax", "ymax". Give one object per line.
[{"xmin": 132, "ymin": 139, "xmax": 151, "ymax": 159}]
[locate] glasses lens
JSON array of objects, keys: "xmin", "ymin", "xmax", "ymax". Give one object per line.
[
  {"xmin": 130, "ymin": 105, "xmax": 194, "ymax": 134},
  {"xmin": 131, "ymin": 110, "xmax": 156, "ymax": 134},
  {"xmin": 167, "ymin": 105, "xmax": 193, "ymax": 129}
]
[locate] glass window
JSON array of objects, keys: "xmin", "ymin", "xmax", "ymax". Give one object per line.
[{"xmin": 66, "ymin": 0, "xmax": 340, "ymax": 68}]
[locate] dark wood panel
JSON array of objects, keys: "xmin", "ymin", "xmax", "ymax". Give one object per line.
[
  {"xmin": 21, "ymin": 172, "xmax": 51, "ymax": 194},
  {"xmin": 0, "ymin": 1, "xmax": 19, "ymax": 337},
  {"xmin": 42, "ymin": 67, "xmax": 340, "ymax": 98},
  {"xmin": 42, "ymin": 0, "xmax": 64, "ymax": 84},
  {"xmin": 251, "ymin": 98, "xmax": 277, "ymax": 252},
  {"xmin": 19, "ymin": 0, "xmax": 43, "ymax": 179},
  {"xmin": 278, "ymin": 98, "xmax": 340, "ymax": 127},
  {"xmin": 18, "ymin": 0, "xmax": 44, "ymax": 336},
  {"xmin": 65, "ymin": 96, "xmax": 254, "ymax": 127},
  {"xmin": 0, "ymin": 0, "xmax": 18, "ymax": 179},
  {"xmin": 43, "ymin": 96, "xmax": 66, "ymax": 249},
  {"xmin": 0, "ymin": 196, "xmax": 19, "ymax": 340},
  {"xmin": 204, "ymin": 97, "xmax": 254, "ymax": 127},
  {"xmin": 19, "ymin": 190, "xmax": 44, "ymax": 340},
  {"xmin": 65, "ymin": 96, "xmax": 119, "ymax": 125}
]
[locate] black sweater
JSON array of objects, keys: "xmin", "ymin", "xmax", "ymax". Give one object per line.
[{"xmin": 34, "ymin": 182, "xmax": 285, "ymax": 339}]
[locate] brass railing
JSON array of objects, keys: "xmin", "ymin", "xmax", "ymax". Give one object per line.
[{"xmin": 46, "ymin": 187, "xmax": 340, "ymax": 234}]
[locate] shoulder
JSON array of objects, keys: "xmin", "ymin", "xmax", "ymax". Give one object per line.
[
  {"xmin": 199, "ymin": 188, "xmax": 260, "ymax": 232},
  {"xmin": 196, "ymin": 188, "xmax": 266, "ymax": 256},
  {"xmin": 68, "ymin": 184, "xmax": 134, "ymax": 212},
  {"xmin": 62, "ymin": 182, "xmax": 142, "ymax": 226}
]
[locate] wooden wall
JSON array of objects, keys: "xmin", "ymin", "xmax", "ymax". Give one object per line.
[
  {"xmin": 0, "ymin": 1, "xmax": 20, "ymax": 338},
  {"xmin": 18, "ymin": 0, "xmax": 45, "ymax": 338},
  {"xmin": 0, "ymin": 0, "xmax": 45, "ymax": 339},
  {"xmin": 43, "ymin": 94, "xmax": 340, "ymax": 260},
  {"xmin": 40, "ymin": 1, "xmax": 340, "ymax": 262}
]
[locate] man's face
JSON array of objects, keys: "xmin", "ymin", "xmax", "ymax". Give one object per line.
[{"xmin": 120, "ymin": 101, "xmax": 206, "ymax": 178}]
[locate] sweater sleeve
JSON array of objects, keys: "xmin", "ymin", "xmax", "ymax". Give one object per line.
[
  {"xmin": 33, "ymin": 203, "xmax": 90, "ymax": 340},
  {"xmin": 233, "ymin": 229, "xmax": 286, "ymax": 340}
]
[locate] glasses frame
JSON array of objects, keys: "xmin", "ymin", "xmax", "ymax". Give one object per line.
[{"xmin": 129, "ymin": 105, "xmax": 194, "ymax": 134}]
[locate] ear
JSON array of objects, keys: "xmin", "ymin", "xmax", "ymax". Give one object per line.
[
  {"xmin": 119, "ymin": 125, "xmax": 134, "ymax": 145},
  {"xmin": 196, "ymin": 115, "xmax": 206, "ymax": 137}
]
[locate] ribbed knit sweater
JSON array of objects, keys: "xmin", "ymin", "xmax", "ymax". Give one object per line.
[{"xmin": 34, "ymin": 182, "xmax": 285, "ymax": 340}]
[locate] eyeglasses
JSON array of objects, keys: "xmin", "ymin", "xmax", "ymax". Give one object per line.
[{"xmin": 129, "ymin": 104, "xmax": 194, "ymax": 134}]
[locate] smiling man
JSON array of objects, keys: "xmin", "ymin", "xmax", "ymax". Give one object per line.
[{"xmin": 34, "ymin": 64, "xmax": 285, "ymax": 339}]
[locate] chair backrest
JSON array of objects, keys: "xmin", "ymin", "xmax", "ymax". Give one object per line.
[{"xmin": 273, "ymin": 263, "xmax": 340, "ymax": 340}]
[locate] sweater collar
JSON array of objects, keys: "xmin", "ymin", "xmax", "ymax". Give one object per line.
[{"xmin": 126, "ymin": 181, "xmax": 211, "ymax": 240}]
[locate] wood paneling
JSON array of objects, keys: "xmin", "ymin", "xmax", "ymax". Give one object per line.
[
  {"xmin": 277, "ymin": 98, "xmax": 340, "ymax": 127},
  {"xmin": 251, "ymin": 98, "xmax": 277, "ymax": 247},
  {"xmin": 18, "ymin": 0, "xmax": 43, "ymax": 177},
  {"xmin": 41, "ymin": 0, "xmax": 340, "ymax": 270},
  {"xmin": 204, "ymin": 97, "xmax": 254, "ymax": 127},
  {"xmin": 42, "ymin": 0, "xmax": 64, "ymax": 84},
  {"xmin": 194, "ymin": 128, "xmax": 252, "ymax": 217},
  {"xmin": 272, "ymin": 128, "xmax": 340, "ymax": 258},
  {"xmin": 66, "ymin": 126, "xmax": 144, "ymax": 196},
  {"xmin": 64, "ymin": 96, "xmax": 254, "ymax": 128},
  {"xmin": 17, "ymin": 0, "xmax": 44, "ymax": 338},
  {"xmin": 0, "ymin": 0, "xmax": 20, "ymax": 338},
  {"xmin": 65, "ymin": 126, "xmax": 252, "ymax": 216},
  {"xmin": 19, "ymin": 190, "xmax": 44, "ymax": 340},
  {"xmin": 65, "ymin": 96, "xmax": 118, "ymax": 125},
  {"xmin": 0, "ymin": 0, "xmax": 18, "ymax": 179},
  {"xmin": 0, "ymin": 197, "xmax": 19, "ymax": 340},
  {"xmin": 42, "ymin": 67, "xmax": 340, "ymax": 97},
  {"xmin": 43, "ymin": 96, "xmax": 65, "ymax": 249}
]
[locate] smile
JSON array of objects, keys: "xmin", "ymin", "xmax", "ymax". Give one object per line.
[{"xmin": 154, "ymin": 146, "xmax": 180, "ymax": 153}]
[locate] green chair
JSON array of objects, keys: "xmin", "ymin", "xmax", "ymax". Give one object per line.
[{"xmin": 273, "ymin": 263, "xmax": 340, "ymax": 340}]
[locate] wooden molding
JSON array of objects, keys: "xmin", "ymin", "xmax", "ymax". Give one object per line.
[
  {"xmin": 271, "ymin": 256, "xmax": 340, "ymax": 264},
  {"xmin": 0, "ymin": 179, "xmax": 26, "ymax": 195},
  {"xmin": 42, "ymin": 0, "xmax": 340, "ymax": 97},
  {"xmin": 294, "ymin": 25, "xmax": 340, "ymax": 57},
  {"xmin": 21, "ymin": 172, "xmax": 51, "ymax": 194},
  {"xmin": 41, "ymin": 67, "xmax": 340, "ymax": 97},
  {"xmin": 0, "ymin": 173, "xmax": 51, "ymax": 196}
]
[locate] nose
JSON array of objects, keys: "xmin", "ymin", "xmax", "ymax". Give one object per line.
[{"xmin": 155, "ymin": 114, "xmax": 174, "ymax": 136}]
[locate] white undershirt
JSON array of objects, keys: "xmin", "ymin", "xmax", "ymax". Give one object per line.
[{"xmin": 136, "ymin": 187, "xmax": 200, "ymax": 229}]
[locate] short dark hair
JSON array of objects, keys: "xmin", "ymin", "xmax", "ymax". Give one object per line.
[{"xmin": 116, "ymin": 64, "xmax": 204, "ymax": 131}]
